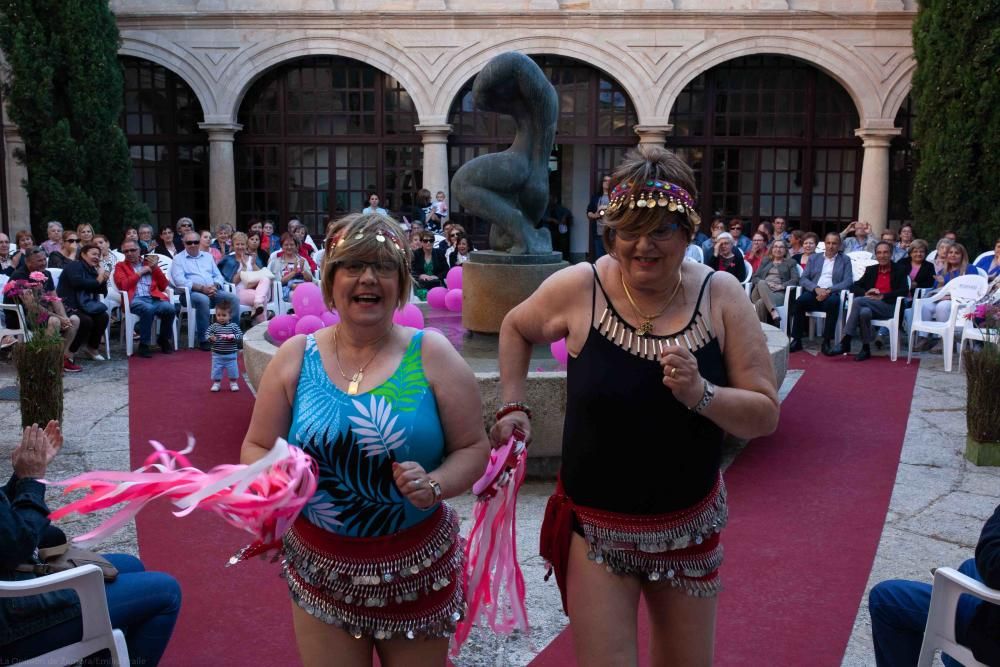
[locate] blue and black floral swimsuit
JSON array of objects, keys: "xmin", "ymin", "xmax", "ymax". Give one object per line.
[{"xmin": 288, "ymin": 331, "xmax": 445, "ymax": 538}]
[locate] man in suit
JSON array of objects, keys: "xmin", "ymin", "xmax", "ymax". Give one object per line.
[
  {"xmin": 789, "ymin": 231, "xmax": 853, "ymax": 355},
  {"xmin": 831, "ymin": 241, "xmax": 909, "ymax": 361}
]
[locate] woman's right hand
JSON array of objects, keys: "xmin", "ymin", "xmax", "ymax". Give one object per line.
[
  {"xmin": 489, "ymin": 412, "xmax": 532, "ymax": 449},
  {"xmin": 12, "ymin": 422, "xmax": 61, "ymax": 479}
]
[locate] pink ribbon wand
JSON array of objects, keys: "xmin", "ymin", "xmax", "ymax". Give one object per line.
[
  {"xmin": 453, "ymin": 429, "xmax": 530, "ymax": 654},
  {"xmin": 47, "ymin": 437, "xmax": 317, "ymax": 557}
]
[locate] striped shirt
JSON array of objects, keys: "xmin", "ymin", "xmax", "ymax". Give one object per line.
[{"xmin": 206, "ymin": 322, "xmax": 243, "ymax": 355}]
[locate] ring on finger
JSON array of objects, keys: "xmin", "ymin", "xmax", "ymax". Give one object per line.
[
  {"xmin": 670, "ymin": 367, "xmax": 678, "ymax": 379},
  {"xmin": 412, "ymin": 479, "xmax": 423, "ymax": 488}
]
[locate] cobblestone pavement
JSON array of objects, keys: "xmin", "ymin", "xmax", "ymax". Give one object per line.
[{"xmin": 1, "ymin": 347, "xmax": 996, "ymax": 666}]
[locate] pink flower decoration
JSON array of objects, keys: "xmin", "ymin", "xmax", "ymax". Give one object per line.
[{"xmin": 29, "ymin": 271, "xmax": 46, "ymax": 281}]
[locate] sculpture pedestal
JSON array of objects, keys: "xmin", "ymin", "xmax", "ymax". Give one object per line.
[{"xmin": 461, "ymin": 251, "xmax": 568, "ymax": 334}]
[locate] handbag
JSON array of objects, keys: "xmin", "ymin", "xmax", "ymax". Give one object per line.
[
  {"xmin": 77, "ymin": 291, "xmax": 108, "ymax": 316},
  {"xmin": 16, "ymin": 541, "xmax": 119, "ymax": 582},
  {"xmin": 240, "ymin": 268, "xmax": 273, "ymax": 288}
]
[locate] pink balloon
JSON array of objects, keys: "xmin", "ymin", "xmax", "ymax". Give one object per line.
[
  {"xmin": 291, "ymin": 282, "xmax": 325, "ymax": 317},
  {"xmin": 294, "ymin": 314, "xmax": 324, "ymax": 336},
  {"xmin": 267, "ymin": 314, "xmax": 298, "ymax": 344},
  {"xmin": 427, "ymin": 286, "xmax": 449, "ymax": 310},
  {"xmin": 550, "ymin": 338, "xmax": 568, "ymax": 366},
  {"xmin": 320, "ymin": 310, "xmax": 340, "ymax": 327},
  {"xmin": 446, "ymin": 266, "xmax": 463, "ymax": 291},
  {"xmin": 444, "ymin": 289, "xmax": 463, "ymax": 312},
  {"xmin": 402, "ymin": 303, "xmax": 425, "ymax": 328}
]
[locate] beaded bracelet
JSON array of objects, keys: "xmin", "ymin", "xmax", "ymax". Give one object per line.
[{"xmin": 495, "ymin": 401, "xmax": 532, "ymax": 422}]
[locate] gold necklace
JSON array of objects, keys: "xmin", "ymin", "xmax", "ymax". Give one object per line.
[
  {"xmin": 333, "ymin": 325, "xmax": 393, "ymax": 395},
  {"xmin": 620, "ymin": 270, "xmax": 683, "ymax": 336}
]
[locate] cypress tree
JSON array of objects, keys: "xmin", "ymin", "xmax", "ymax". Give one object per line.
[
  {"xmin": 911, "ymin": 0, "xmax": 1000, "ymax": 250},
  {"xmin": 0, "ymin": 0, "xmax": 149, "ymax": 238}
]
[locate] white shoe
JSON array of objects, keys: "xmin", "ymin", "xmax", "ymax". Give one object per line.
[
  {"xmin": 82, "ymin": 349, "xmax": 106, "ymax": 361},
  {"xmin": 211, "ymin": 382, "xmax": 221, "ymax": 392},
  {"xmin": 229, "ymin": 382, "xmax": 239, "ymax": 392}
]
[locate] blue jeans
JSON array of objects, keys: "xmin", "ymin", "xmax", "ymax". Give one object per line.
[
  {"xmin": 130, "ymin": 296, "xmax": 176, "ymax": 345},
  {"xmin": 181, "ymin": 288, "xmax": 240, "ymax": 342},
  {"xmin": 212, "ymin": 352, "xmax": 238, "ymax": 381},
  {"xmin": 1, "ymin": 554, "xmax": 181, "ymax": 665},
  {"xmin": 869, "ymin": 558, "xmax": 984, "ymax": 667}
]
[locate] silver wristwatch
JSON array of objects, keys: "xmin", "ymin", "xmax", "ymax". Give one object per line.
[
  {"xmin": 691, "ymin": 379, "xmax": 716, "ymax": 414},
  {"xmin": 427, "ymin": 478, "xmax": 443, "ymax": 500}
]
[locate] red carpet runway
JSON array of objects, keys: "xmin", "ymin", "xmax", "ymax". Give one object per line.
[{"xmin": 130, "ymin": 350, "xmax": 918, "ymax": 666}]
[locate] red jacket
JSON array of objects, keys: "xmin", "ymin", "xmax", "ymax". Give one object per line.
[{"xmin": 114, "ymin": 260, "xmax": 170, "ymax": 303}]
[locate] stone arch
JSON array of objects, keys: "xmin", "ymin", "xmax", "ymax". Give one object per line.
[
  {"xmin": 883, "ymin": 58, "xmax": 916, "ymax": 121},
  {"xmin": 119, "ymin": 34, "xmax": 217, "ymax": 121},
  {"xmin": 657, "ymin": 34, "xmax": 883, "ymax": 124},
  {"xmin": 217, "ymin": 36, "xmax": 430, "ymax": 125},
  {"xmin": 433, "ymin": 37, "xmax": 652, "ymax": 124}
]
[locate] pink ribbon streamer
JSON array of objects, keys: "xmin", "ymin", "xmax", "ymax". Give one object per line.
[
  {"xmin": 452, "ymin": 431, "xmax": 530, "ymax": 654},
  {"xmin": 47, "ymin": 437, "xmax": 317, "ymax": 552}
]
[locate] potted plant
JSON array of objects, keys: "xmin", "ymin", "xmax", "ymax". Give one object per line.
[
  {"xmin": 3, "ymin": 272, "xmax": 64, "ymax": 427},
  {"xmin": 962, "ymin": 302, "xmax": 1000, "ymax": 466}
]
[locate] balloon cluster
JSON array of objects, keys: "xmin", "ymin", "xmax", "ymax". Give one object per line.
[
  {"xmin": 266, "ymin": 282, "xmax": 439, "ymax": 345},
  {"xmin": 427, "ymin": 266, "xmax": 464, "ymax": 313}
]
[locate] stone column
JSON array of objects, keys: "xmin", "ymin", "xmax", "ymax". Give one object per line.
[
  {"xmin": 199, "ymin": 122, "xmax": 242, "ymax": 233},
  {"xmin": 855, "ymin": 126, "xmax": 901, "ymax": 235},
  {"xmin": 634, "ymin": 123, "xmax": 673, "ymax": 146},
  {"xmin": 3, "ymin": 125, "xmax": 30, "ymax": 236},
  {"xmin": 415, "ymin": 123, "xmax": 452, "ymax": 201}
]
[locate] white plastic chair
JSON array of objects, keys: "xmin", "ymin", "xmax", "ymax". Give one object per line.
[
  {"xmin": 770, "ymin": 264, "xmax": 803, "ymax": 336},
  {"xmin": 120, "ymin": 281, "xmax": 181, "ymax": 357},
  {"xmin": 0, "ymin": 564, "xmax": 129, "ymax": 666},
  {"xmin": 742, "ymin": 261, "xmax": 753, "ymax": 296},
  {"xmin": 917, "ymin": 566, "xmax": 999, "ymax": 667},
  {"xmin": 972, "ymin": 250, "xmax": 994, "ymax": 267},
  {"xmin": 794, "ymin": 286, "xmax": 848, "ymax": 342},
  {"xmin": 48, "ymin": 267, "xmax": 63, "ymax": 289},
  {"xmin": 907, "ymin": 275, "xmax": 988, "ymax": 372},
  {"xmin": 975, "ymin": 266, "xmax": 988, "ymax": 278},
  {"xmin": 927, "ymin": 249, "xmax": 938, "ymax": 262},
  {"xmin": 848, "ymin": 252, "xmax": 878, "ymax": 281},
  {"xmin": 0, "ymin": 275, "xmax": 32, "ymax": 344},
  {"xmin": 684, "ymin": 244, "xmax": 704, "ymax": 264}
]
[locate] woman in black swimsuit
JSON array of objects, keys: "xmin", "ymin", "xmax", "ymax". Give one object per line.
[{"xmin": 494, "ymin": 145, "xmax": 780, "ymax": 666}]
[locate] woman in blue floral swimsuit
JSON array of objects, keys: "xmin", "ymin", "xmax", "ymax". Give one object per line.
[{"xmin": 242, "ymin": 213, "xmax": 489, "ymax": 667}]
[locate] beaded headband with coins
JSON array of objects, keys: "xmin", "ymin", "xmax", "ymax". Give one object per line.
[{"xmin": 600, "ymin": 180, "xmax": 699, "ymax": 221}]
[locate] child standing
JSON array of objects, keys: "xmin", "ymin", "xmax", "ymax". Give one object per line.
[
  {"xmin": 432, "ymin": 190, "xmax": 449, "ymax": 225},
  {"xmin": 206, "ymin": 301, "xmax": 243, "ymax": 392}
]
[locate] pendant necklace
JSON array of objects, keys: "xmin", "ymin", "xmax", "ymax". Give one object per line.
[
  {"xmin": 620, "ymin": 270, "xmax": 683, "ymax": 336},
  {"xmin": 334, "ymin": 325, "xmax": 393, "ymax": 395}
]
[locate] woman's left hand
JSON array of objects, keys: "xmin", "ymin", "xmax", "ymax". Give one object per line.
[
  {"xmin": 659, "ymin": 344, "xmax": 704, "ymax": 408},
  {"xmin": 392, "ymin": 461, "xmax": 437, "ymax": 510}
]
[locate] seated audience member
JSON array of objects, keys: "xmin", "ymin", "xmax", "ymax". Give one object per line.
[
  {"xmin": 788, "ymin": 229, "xmax": 804, "ymax": 256},
  {"xmin": 704, "ymin": 232, "xmax": 747, "ymax": 283},
  {"xmin": 137, "ymin": 223, "xmax": 155, "ymax": 255},
  {"xmin": 868, "ymin": 502, "xmax": 1000, "ymax": 667},
  {"xmin": 773, "ymin": 216, "xmax": 791, "ymax": 243},
  {"xmin": 831, "ymin": 241, "xmax": 908, "ymax": 361},
  {"xmin": 246, "ymin": 230, "xmax": 270, "ymax": 269},
  {"xmin": 0, "ymin": 233, "xmax": 15, "ymax": 276},
  {"xmin": 912, "ymin": 242, "xmax": 977, "ymax": 352},
  {"xmin": 448, "ymin": 234, "xmax": 472, "ymax": 268},
  {"xmin": 0, "ymin": 423, "xmax": 182, "ymax": 665},
  {"xmin": 897, "ymin": 223, "xmax": 915, "ymax": 255},
  {"xmin": 267, "ymin": 233, "xmax": 313, "ymax": 302},
  {"xmin": 943, "ymin": 229, "xmax": 958, "ymax": 242},
  {"xmin": 56, "ymin": 243, "xmax": 110, "ymax": 362},
  {"xmin": 261, "ymin": 219, "xmax": 280, "ymax": 254},
  {"xmin": 114, "ymin": 239, "xmax": 175, "ymax": 358},
  {"xmin": 170, "ymin": 231, "xmax": 241, "ymax": 351},
  {"xmin": 76, "ymin": 224, "xmax": 95, "ymax": 246},
  {"xmin": 46, "ymin": 230, "xmax": 79, "ymax": 270},
  {"xmin": 729, "ymin": 217, "xmax": 751, "ymax": 253},
  {"xmin": 122, "ymin": 227, "xmax": 140, "ymax": 249},
  {"xmin": 756, "ymin": 221, "xmax": 774, "ymax": 246},
  {"xmin": 10, "ymin": 230, "xmax": 34, "ymax": 271},
  {"xmin": 7, "ymin": 247, "xmax": 81, "ymax": 371},
  {"xmin": 841, "ymin": 220, "xmax": 877, "ymax": 254},
  {"xmin": 975, "ymin": 236, "xmax": 1000, "ymax": 278},
  {"xmin": 745, "ymin": 232, "xmax": 769, "ymax": 273},
  {"xmin": 789, "ymin": 232, "xmax": 852, "ymax": 355},
  {"xmin": 219, "ymin": 232, "xmax": 270, "ymax": 324},
  {"xmin": 935, "ymin": 242, "xmax": 978, "ymax": 285},
  {"xmin": 94, "ymin": 235, "xmax": 118, "ymax": 276},
  {"xmin": 409, "ymin": 230, "xmax": 423, "ymax": 252},
  {"xmin": 932, "ymin": 238, "xmax": 955, "ymax": 273},
  {"xmin": 880, "ymin": 229, "xmax": 907, "ymax": 262},
  {"xmin": 199, "ymin": 230, "xmax": 222, "ymax": 264},
  {"xmin": 701, "ymin": 217, "xmax": 728, "ymax": 258},
  {"xmin": 211, "ymin": 223, "xmax": 234, "ymax": 257},
  {"xmin": 152, "ymin": 225, "xmax": 179, "ymax": 258},
  {"xmin": 289, "ymin": 223, "xmax": 318, "ymax": 272},
  {"xmin": 40, "ymin": 221, "xmax": 63, "ymax": 256},
  {"xmin": 897, "ymin": 239, "xmax": 936, "ymax": 295},
  {"xmin": 310, "ymin": 218, "xmax": 350, "ymax": 270},
  {"xmin": 792, "ymin": 231, "xmax": 820, "ymax": 270},
  {"xmin": 411, "ymin": 232, "xmax": 449, "ymax": 293},
  {"xmin": 174, "ymin": 217, "xmax": 194, "ymax": 252},
  {"xmin": 750, "ymin": 238, "xmax": 799, "ymax": 326}
]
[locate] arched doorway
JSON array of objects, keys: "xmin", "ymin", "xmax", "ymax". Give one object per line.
[
  {"xmin": 236, "ymin": 56, "xmax": 422, "ymax": 237},
  {"xmin": 667, "ymin": 55, "xmax": 861, "ymax": 236},
  {"xmin": 120, "ymin": 56, "xmax": 209, "ymax": 232},
  {"xmin": 447, "ymin": 55, "xmax": 638, "ymax": 253}
]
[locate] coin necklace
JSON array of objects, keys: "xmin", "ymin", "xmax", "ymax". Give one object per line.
[
  {"xmin": 620, "ymin": 270, "xmax": 683, "ymax": 336},
  {"xmin": 334, "ymin": 325, "xmax": 393, "ymax": 395}
]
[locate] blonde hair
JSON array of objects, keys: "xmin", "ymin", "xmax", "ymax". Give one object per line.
[
  {"xmin": 602, "ymin": 145, "xmax": 699, "ymax": 253},
  {"xmin": 321, "ymin": 213, "xmax": 411, "ymax": 311}
]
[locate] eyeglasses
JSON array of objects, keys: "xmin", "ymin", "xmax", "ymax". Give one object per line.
[
  {"xmin": 615, "ymin": 223, "xmax": 679, "ymax": 243},
  {"xmin": 421, "ymin": 238, "xmax": 434, "ymax": 243},
  {"xmin": 123, "ymin": 248, "xmax": 140, "ymax": 253},
  {"xmin": 337, "ymin": 259, "xmax": 399, "ymax": 277},
  {"xmin": 66, "ymin": 238, "xmax": 80, "ymax": 244},
  {"xmin": 730, "ymin": 226, "xmax": 742, "ymax": 231},
  {"xmin": 448, "ymin": 233, "xmax": 459, "ymax": 238},
  {"xmin": 184, "ymin": 240, "xmax": 200, "ymax": 246}
]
